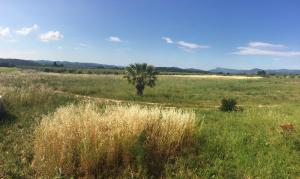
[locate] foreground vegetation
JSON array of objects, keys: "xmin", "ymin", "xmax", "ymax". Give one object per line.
[
  {"xmin": 0, "ymin": 69, "xmax": 299, "ymax": 178},
  {"xmin": 33, "ymin": 104, "xmax": 196, "ymax": 178}
]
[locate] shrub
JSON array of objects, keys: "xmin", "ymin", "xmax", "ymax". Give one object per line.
[
  {"xmin": 219, "ymin": 98, "xmax": 238, "ymax": 112},
  {"xmin": 32, "ymin": 103, "xmax": 196, "ymax": 178},
  {"xmin": 0, "ymin": 100, "xmax": 7, "ymax": 119},
  {"xmin": 257, "ymin": 70, "xmax": 267, "ymax": 77}
]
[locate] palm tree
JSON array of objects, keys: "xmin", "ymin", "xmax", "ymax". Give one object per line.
[{"xmin": 124, "ymin": 63, "xmax": 158, "ymax": 96}]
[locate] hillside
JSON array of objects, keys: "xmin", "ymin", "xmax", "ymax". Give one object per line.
[
  {"xmin": 210, "ymin": 67, "xmax": 300, "ymax": 74},
  {"xmin": 2, "ymin": 58, "xmax": 300, "ymax": 74}
]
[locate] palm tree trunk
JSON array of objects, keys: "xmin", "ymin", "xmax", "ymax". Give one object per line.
[{"xmin": 136, "ymin": 84, "xmax": 145, "ymax": 96}]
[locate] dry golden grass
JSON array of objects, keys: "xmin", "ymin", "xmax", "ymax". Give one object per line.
[
  {"xmin": 165, "ymin": 74, "xmax": 263, "ymax": 80},
  {"xmin": 32, "ymin": 103, "xmax": 196, "ymax": 178}
]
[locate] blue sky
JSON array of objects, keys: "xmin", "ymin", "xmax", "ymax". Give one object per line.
[{"xmin": 0, "ymin": 0, "xmax": 300, "ymax": 69}]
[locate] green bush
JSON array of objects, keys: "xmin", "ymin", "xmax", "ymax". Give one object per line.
[
  {"xmin": 219, "ymin": 98, "xmax": 238, "ymax": 112},
  {"xmin": 257, "ymin": 70, "xmax": 267, "ymax": 77}
]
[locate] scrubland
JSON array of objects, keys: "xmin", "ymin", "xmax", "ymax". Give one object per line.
[{"xmin": 0, "ymin": 70, "xmax": 299, "ymax": 178}]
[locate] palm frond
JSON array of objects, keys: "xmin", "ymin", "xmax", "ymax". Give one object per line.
[{"xmin": 125, "ymin": 63, "xmax": 158, "ymax": 89}]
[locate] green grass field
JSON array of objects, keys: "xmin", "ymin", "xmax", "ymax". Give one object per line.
[
  {"xmin": 0, "ymin": 67, "xmax": 17, "ymax": 73},
  {"xmin": 39, "ymin": 73, "xmax": 300, "ymax": 107},
  {"xmin": 0, "ymin": 70, "xmax": 299, "ymax": 178}
]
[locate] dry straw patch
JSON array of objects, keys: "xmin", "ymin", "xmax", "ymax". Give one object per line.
[
  {"xmin": 33, "ymin": 103, "xmax": 196, "ymax": 178},
  {"xmin": 166, "ymin": 74, "xmax": 262, "ymax": 80}
]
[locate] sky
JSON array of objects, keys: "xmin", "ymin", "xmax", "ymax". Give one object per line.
[{"xmin": 0, "ymin": 0, "xmax": 300, "ymax": 70}]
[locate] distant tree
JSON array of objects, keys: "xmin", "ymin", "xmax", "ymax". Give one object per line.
[
  {"xmin": 53, "ymin": 62, "xmax": 64, "ymax": 67},
  {"xmin": 53, "ymin": 62, "xmax": 58, "ymax": 67},
  {"xmin": 257, "ymin": 70, "xmax": 267, "ymax": 76},
  {"xmin": 97, "ymin": 65, "xmax": 105, "ymax": 69},
  {"xmin": 0, "ymin": 62, "xmax": 15, "ymax": 67},
  {"xmin": 124, "ymin": 63, "xmax": 158, "ymax": 96}
]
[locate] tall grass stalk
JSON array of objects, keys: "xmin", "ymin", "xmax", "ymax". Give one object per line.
[{"xmin": 33, "ymin": 103, "xmax": 196, "ymax": 178}]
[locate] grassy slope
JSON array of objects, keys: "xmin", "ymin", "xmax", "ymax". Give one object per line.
[{"xmin": 0, "ymin": 71, "xmax": 299, "ymax": 178}]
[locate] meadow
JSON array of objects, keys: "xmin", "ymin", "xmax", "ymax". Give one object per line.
[
  {"xmin": 0, "ymin": 67, "xmax": 17, "ymax": 73},
  {"xmin": 0, "ymin": 69, "xmax": 299, "ymax": 178}
]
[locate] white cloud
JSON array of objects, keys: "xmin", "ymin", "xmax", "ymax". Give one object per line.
[
  {"xmin": 0, "ymin": 27, "xmax": 10, "ymax": 37},
  {"xmin": 233, "ymin": 41, "xmax": 300, "ymax": 57},
  {"xmin": 15, "ymin": 24, "xmax": 39, "ymax": 35},
  {"xmin": 177, "ymin": 41, "xmax": 209, "ymax": 49},
  {"xmin": 162, "ymin": 37, "xmax": 173, "ymax": 44},
  {"xmin": 234, "ymin": 47, "xmax": 300, "ymax": 57},
  {"xmin": 39, "ymin": 31, "xmax": 64, "ymax": 42},
  {"xmin": 162, "ymin": 37, "xmax": 209, "ymax": 51},
  {"xmin": 108, "ymin": 36, "xmax": 122, "ymax": 43},
  {"xmin": 248, "ymin": 41, "xmax": 286, "ymax": 49}
]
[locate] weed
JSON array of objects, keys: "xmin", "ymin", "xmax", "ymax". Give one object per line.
[{"xmin": 219, "ymin": 98, "xmax": 238, "ymax": 112}]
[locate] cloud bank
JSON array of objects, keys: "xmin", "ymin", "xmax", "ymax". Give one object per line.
[{"xmin": 234, "ymin": 41, "xmax": 300, "ymax": 57}]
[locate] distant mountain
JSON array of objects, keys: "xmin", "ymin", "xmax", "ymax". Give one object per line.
[
  {"xmin": 210, "ymin": 67, "xmax": 263, "ymax": 74},
  {"xmin": 0, "ymin": 58, "xmax": 208, "ymax": 73},
  {"xmin": 35, "ymin": 60, "xmax": 122, "ymax": 69},
  {"xmin": 0, "ymin": 58, "xmax": 41, "ymax": 67},
  {"xmin": 156, "ymin": 67, "xmax": 208, "ymax": 73},
  {"xmin": 210, "ymin": 67, "xmax": 300, "ymax": 74},
  {"xmin": 0, "ymin": 58, "xmax": 122, "ymax": 69},
  {"xmin": 265, "ymin": 69, "xmax": 300, "ymax": 74},
  {"xmin": 2, "ymin": 58, "xmax": 300, "ymax": 74}
]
